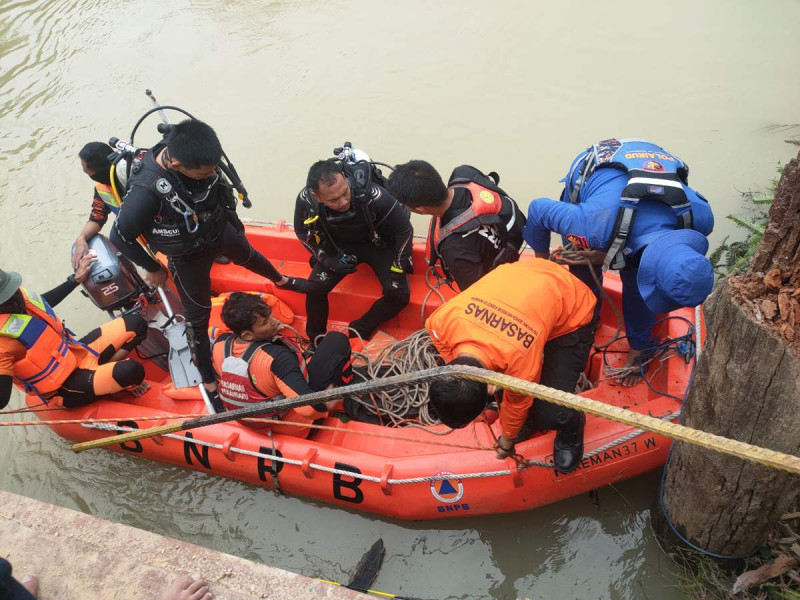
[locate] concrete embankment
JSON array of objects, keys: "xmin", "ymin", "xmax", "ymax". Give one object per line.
[{"xmin": 0, "ymin": 490, "xmax": 368, "ymax": 600}]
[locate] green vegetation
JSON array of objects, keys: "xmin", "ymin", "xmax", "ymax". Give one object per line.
[{"xmin": 708, "ymin": 165, "xmax": 780, "ymax": 279}]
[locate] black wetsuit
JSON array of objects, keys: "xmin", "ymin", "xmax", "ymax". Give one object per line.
[
  {"xmin": 111, "ymin": 150, "xmax": 282, "ymax": 384},
  {"xmin": 294, "ymin": 182, "xmax": 414, "ymax": 341}
]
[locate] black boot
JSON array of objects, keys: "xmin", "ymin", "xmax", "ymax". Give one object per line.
[{"xmin": 553, "ymin": 413, "xmax": 586, "ymax": 474}]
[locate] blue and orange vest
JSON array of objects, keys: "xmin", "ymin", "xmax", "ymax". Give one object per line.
[
  {"xmin": 95, "ymin": 181, "xmax": 121, "ymax": 215},
  {"xmin": 0, "ymin": 288, "xmax": 77, "ymax": 397}
]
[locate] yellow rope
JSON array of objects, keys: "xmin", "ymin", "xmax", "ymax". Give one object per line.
[
  {"xmin": 451, "ymin": 366, "xmax": 800, "ymax": 476},
  {"xmin": 68, "ymin": 365, "xmax": 800, "ymax": 475}
]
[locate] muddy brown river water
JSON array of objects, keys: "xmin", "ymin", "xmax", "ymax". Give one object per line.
[{"xmin": 2, "ymin": 1, "xmax": 799, "ymax": 598}]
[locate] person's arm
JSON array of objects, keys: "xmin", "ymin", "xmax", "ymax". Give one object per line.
[
  {"xmin": 72, "ymin": 225, "xmax": 103, "ymax": 271},
  {"xmin": 689, "ymin": 190, "xmax": 714, "ymax": 236},
  {"xmin": 293, "ymin": 189, "xmax": 319, "ymax": 257},
  {"xmin": 522, "ymin": 198, "xmax": 582, "ymax": 254},
  {"xmin": 499, "ymin": 195, "xmax": 526, "ymax": 242},
  {"xmin": 268, "ymin": 347, "xmax": 329, "ymax": 418},
  {"xmin": 496, "ymin": 317, "xmax": 551, "ymax": 456},
  {"xmin": 371, "ymin": 186, "xmax": 414, "ymax": 271},
  {"xmin": 109, "ymin": 186, "xmax": 163, "ymax": 273},
  {"xmin": 41, "ymin": 253, "xmax": 97, "ymax": 307}
]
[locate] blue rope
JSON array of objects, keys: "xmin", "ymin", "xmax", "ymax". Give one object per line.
[{"xmin": 656, "ymin": 346, "xmax": 754, "ymax": 560}]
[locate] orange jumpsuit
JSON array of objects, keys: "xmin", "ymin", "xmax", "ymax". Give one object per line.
[{"xmin": 425, "ymin": 259, "xmax": 596, "ymax": 439}]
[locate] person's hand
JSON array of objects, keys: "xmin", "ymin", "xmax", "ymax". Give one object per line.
[
  {"xmin": 144, "ymin": 266, "xmax": 169, "ymax": 287},
  {"xmin": 73, "ymin": 252, "xmax": 97, "ymax": 284},
  {"xmin": 320, "ymin": 253, "xmax": 357, "ymax": 275},
  {"xmin": 495, "ymin": 434, "xmax": 515, "ymax": 459},
  {"xmin": 72, "ymin": 237, "xmax": 89, "ymax": 269}
]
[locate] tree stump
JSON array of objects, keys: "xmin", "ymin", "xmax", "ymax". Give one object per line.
[{"xmin": 652, "ymin": 149, "xmax": 800, "ymax": 556}]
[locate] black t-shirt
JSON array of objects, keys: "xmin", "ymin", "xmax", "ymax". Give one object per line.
[{"xmin": 437, "ymin": 187, "xmax": 524, "ymax": 291}]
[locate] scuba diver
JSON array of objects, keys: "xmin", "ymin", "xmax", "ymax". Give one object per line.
[
  {"xmin": 523, "ymin": 138, "xmax": 714, "ymax": 385},
  {"xmin": 110, "ymin": 119, "xmax": 302, "ymax": 403},
  {"xmin": 388, "ymin": 160, "xmax": 526, "ymax": 290},
  {"xmin": 293, "ymin": 146, "xmax": 414, "ymax": 346},
  {"xmin": 72, "ymin": 142, "xmax": 123, "ymax": 269},
  {"xmin": 0, "ymin": 259, "xmax": 148, "ymax": 410}
]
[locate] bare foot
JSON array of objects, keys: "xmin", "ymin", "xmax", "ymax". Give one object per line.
[
  {"xmin": 604, "ymin": 349, "xmax": 646, "ymax": 387},
  {"xmin": 618, "ymin": 349, "xmax": 644, "ymax": 387},
  {"xmin": 21, "ymin": 575, "xmax": 39, "ymax": 598},
  {"xmin": 158, "ymin": 574, "xmax": 213, "ymax": 600}
]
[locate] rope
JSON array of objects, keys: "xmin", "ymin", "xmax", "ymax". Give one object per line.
[
  {"xmin": 346, "ymin": 329, "xmax": 443, "ymax": 426},
  {"xmin": 420, "ymin": 265, "xmax": 452, "ymax": 325},
  {"xmin": 0, "ymin": 414, "xmax": 206, "ymax": 427},
  {"xmin": 77, "ymin": 412, "xmax": 680, "ymax": 482}
]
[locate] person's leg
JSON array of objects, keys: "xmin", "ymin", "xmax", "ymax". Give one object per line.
[
  {"xmin": 0, "ymin": 558, "xmax": 37, "ymax": 599},
  {"xmin": 569, "ymin": 263, "xmax": 603, "ymax": 323},
  {"xmin": 303, "ymin": 262, "xmax": 346, "ymax": 344},
  {"xmin": 349, "ymin": 246, "xmax": 410, "ymax": 340},
  {"xmin": 218, "ymin": 222, "xmax": 281, "ymax": 282},
  {"xmin": 516, "ymin": 322, "xmax": 595, "ymax": 472},
  {"xmin": 307, "ymin": 331, "xmax": 353, "ymax": 392},
  {"xmin": 168, "ymin": 253, "xmax": 217, "ymax": 385},
  {"xmin": 276, "ymin": 331, "xmax": 354, "ymax": 437},
  {"xmin": 59, "ymin": 359, "xmax": 145, "ymax": 408},
  {"xmin": 79, "ymin": 312, "xmax": 148, "ymax": 364},
  {"xmin": 616, "ymin": 268, "xmax": 657, "ymax": 386}
]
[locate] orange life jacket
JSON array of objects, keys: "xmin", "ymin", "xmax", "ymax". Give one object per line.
[
  {"xmin": 425, "ymin": 182, "xmax": 505, "ymax": 269},
  {"xmin": 212, "ymin": 333, "xmax": 307, "ymax": 416},
  {"xmin": 0, "ymin": 288, "xmax": 78, "ymax": 396}
]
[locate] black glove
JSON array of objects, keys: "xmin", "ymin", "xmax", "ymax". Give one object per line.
[
  {"xmin": 319, "ymin": 252, "xmax": 358, "ymax": 275},
  {"xmin": 385, "ymin": 268, "xmax": 409, "ymax": 301}
]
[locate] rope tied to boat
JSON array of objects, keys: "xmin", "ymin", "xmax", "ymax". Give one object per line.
[
  {"xmin": 69, "ymin": 364, "xmax": 800, "ymax": 475},
  {"xmin": 76, "ymin": 411, "xmax": 681, "ymax": 482}
]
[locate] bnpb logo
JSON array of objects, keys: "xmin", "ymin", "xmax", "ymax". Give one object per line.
[{"xmin": 430, "ymin": 472, "xmax": 464, "ymax": 503}]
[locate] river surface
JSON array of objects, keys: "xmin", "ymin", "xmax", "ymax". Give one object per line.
[{"xmin": 2, "ymin": 1, "xmax": 800, "ymax": 598}]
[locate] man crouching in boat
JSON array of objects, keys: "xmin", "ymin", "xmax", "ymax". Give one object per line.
[
  {"xmin": 425, "ymin": 260, "xmax": 596, "ymax": 473},
  {"xmin": 0, "ymin": 263, "xmax": 147, "ymax": 410},
  {"xmin": 212, "ymin": 292, "xmax": 353, "ymax": 438}
]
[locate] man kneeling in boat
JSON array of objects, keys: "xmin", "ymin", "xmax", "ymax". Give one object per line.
[
  {"xmin": 212, "ymin": 292, "xmax": 353, "ymax": 438},
  {"xmin": 425, "ymin": 260, "xmax": 596, "ymax": 473},
  {"xmin": 0, "ymin": 262, "xmax": 148, "ymax": 410}
]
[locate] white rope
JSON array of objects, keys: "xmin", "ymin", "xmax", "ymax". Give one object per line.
[
  {"xmin": 347, "ymin": 329, "xmax": 443, "ymax": 426},
  {"xmin": 80, "ymin": 412, "xmax": 679, "ymax": 483}
]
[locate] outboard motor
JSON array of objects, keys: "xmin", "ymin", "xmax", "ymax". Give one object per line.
[{"xmin": 76, "ymin": 234, "xmax": 148, "ymax": 314}]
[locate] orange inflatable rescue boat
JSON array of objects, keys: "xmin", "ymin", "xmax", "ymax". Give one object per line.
[{"xmin": 24, "ymin": 222, "xmax": 699, "ymax": 520}]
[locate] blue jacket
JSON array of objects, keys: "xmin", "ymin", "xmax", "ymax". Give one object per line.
[{"xmin": 523, "ymin": 148, "xmax": 714, "ymax": 350}]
